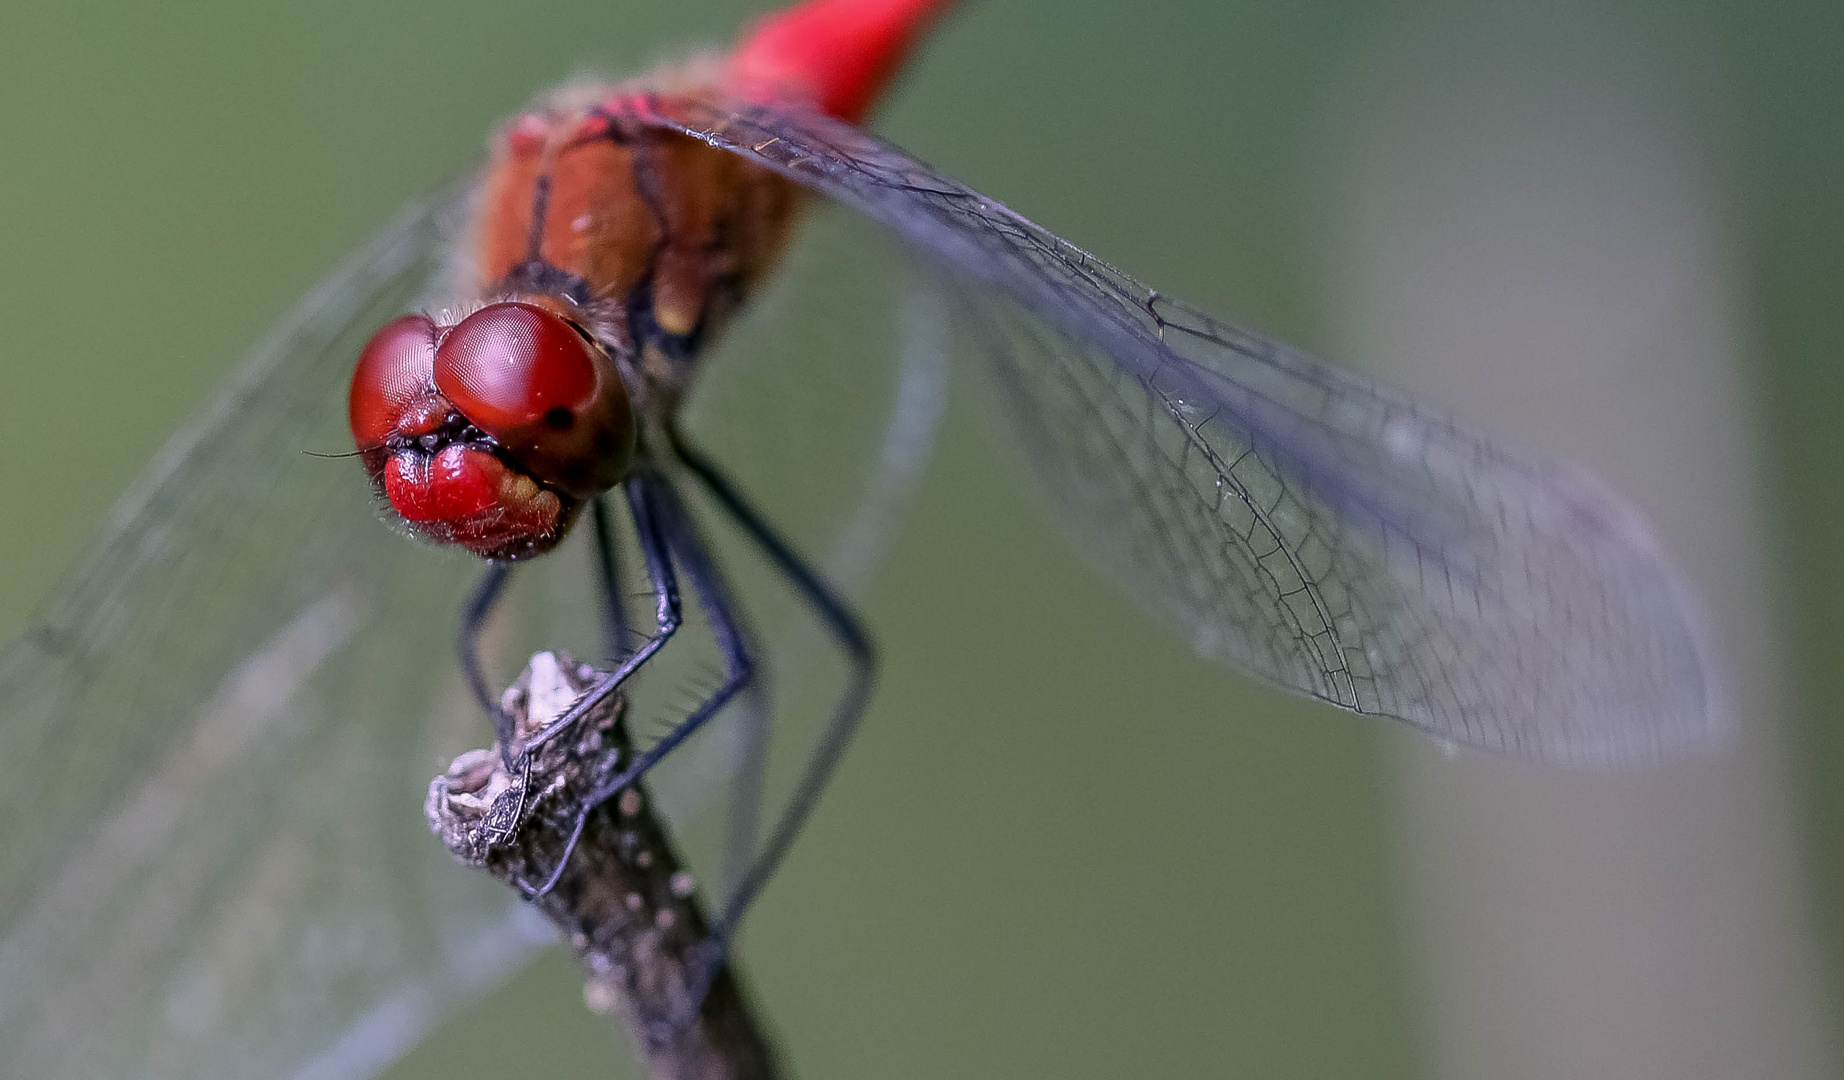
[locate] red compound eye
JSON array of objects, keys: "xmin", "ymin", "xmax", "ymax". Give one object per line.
[
  {"xmin": 434, "ymin": 302, "xmax": 634, "ymax": 496},
  {"xmin": 435, "ymin": 302, "xmax": 594, "ymax": 431},
  {"xmin": 348, "ymin": 313, "xmax": 440, "ymax": 448}
]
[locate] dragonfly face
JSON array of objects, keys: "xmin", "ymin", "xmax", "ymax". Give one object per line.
[{"xmin": 349, "ymin": 302, "xmax": 634, "ymax": 559}]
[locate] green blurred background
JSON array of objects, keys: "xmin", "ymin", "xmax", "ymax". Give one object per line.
[{"xmin": 0, "ymin": 0, "xmax": 1838, "ymax": 1076}]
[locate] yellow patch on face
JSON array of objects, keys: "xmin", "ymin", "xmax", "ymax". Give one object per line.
[{"xmin": 499, "ymin": 470, "xmax": 544, "ymax": 509}]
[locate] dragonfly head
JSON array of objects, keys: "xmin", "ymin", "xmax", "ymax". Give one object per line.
[{"xmin": 348, "ymin": 299, "xmax": 636, "ymax": 560}]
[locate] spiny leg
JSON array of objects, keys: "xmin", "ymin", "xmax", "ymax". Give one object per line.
[
  {"xmin": 671, "ymin": 433, "xmax": 876, "ymax": 948},
  {"xmin": 583, "ymin": 474, "xmax": 757, "ymax": 802},
  {"xmin": 601, "ymin": 450, "xmax": 771, "ymax": 900},
  {"xmin": 521, "ymin": 476, "xmax": 682, "ymax": 761},
  {"xmin": 590, "ymin": 495, "xmax": 635, "ymax": 663},
  {"xmin": 457, "ymin": 560, "xmax": 519, "ymax": 761},
  {"xmin": 531, "ymin": 470, "xmax": 758, "ymax": 897},
  {"xmin": 722, "ymin": 676, "xmax": 774, "ymax": 905}
]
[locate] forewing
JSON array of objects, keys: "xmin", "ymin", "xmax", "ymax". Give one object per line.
[
  {"xmin": 0, "ymin": 170, "xmax": 949, "ymax": 1080},
  {"xmin": 636, "ymin": 94, "xmax": 1721, "ymax": 767},
  {"xmin": 0, "ymin": 187, "xmax": 544, "ymax": 1080}
]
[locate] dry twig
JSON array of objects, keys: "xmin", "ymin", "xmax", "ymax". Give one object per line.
[{"xmin": 426, "ymin": 652, "xmax": 779, "ymax": 1080}]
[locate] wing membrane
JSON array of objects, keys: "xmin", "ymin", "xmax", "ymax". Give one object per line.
[
  {"xmin": 639, "ymin": 94, "xmax": 1720, "ymax": 766},
  {"xmin": 0, "ymin": 172, "xmax": 947, "ymax": 1079},
  {"xmin": 0, "ymin": 187, "xmax": 542, "ymax": 1080}
]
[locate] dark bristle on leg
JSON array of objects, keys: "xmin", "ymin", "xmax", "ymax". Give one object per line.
[
  {"xmin": 427, "ymin": 650, "xmax": 781, "ymax": 1080},
  {"xmin": 523, "ymin": 469, "xmax": 759, "ymax": 904},
  {"xmin": 591, "ymin": 495, "xmax": 634, "ymax": 662},
  {"xmin": 443, "ymin": 435, "xmax": 874, "ymax": 1041},
  {"xmin": 572, "ymin": 471, "xmax": 760, "ymax": 845},
  {"xmin": 668, "ymin": 432, "xmax": 877, "ymax": 944},
  {"xmin": 520, "ymin": 476, "xmax": 684, "ymax": 764},
  {"xmin": 457, "ymin": 560, "xmax": 517, "ymax": 764},
  {"xmin": 521, "ymin": 465, "xmax": 766, "ymax": 1011}
]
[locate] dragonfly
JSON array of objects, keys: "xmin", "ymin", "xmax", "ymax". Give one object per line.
[{"xmin": 0, "ymin": 0, "xmax": 1721, "ymax": 1077}]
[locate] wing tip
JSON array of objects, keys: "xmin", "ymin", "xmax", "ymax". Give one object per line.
[{"xmin": 1552, "ymin": 464, "xmax": 1733, "ymax": 769}]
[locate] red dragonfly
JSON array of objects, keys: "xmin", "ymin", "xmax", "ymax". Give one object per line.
[{"xmin": 0, "ymin": 1, "xmax": 1719, "ymax": 1076}]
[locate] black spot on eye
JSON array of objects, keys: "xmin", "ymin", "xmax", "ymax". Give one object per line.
[{"xmin": 544, "ymin": 407, "xmax": 575, "ymax": 430}]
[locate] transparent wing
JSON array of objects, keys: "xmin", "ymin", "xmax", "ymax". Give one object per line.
[
  {"xmin": 0, "ymin": 173, "xmax": 944, "ymax": 1079},
  {"xmin": 0, "ymin": 187, "xmax": 540, "ymax": 1080},
  {"xmin": 638, "ymin": 93, "xmax": 1721, "ymax": 767}
]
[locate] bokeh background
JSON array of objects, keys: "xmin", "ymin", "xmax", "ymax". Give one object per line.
[{"xmin": 0, "ymin": 0, "xmax": 1839, "ymax": 1077}]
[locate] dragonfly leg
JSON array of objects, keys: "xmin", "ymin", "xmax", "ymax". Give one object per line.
[
  {"xmin": 519, "ymin": 475, "xmax": 682, "ymax": 762},
  {"xmin": 583, "ymin": 474, "xmax": 757, "ymax": 808},
  {"xmin": 670, "ymin": 433, "xmax": 876, "ymax": 950},
  {"xmin": 721, "ymin": 675, "xmax": 773, "ymax": 908},
  {"xmin": 528, "ymin": 471, "xmax": 758, "ymax": 898},
  {"xmin": 457, "ymin": 560, "xmax": 518, "ymax": 758},
  {"xmin": 589, "ymin": 495, "xmax": 635, "ymax": 663}
]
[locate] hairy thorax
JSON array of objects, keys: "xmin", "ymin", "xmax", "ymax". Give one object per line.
[{"xmin": 473, "ymin": 78, "xmax": 803, "ymax": 418}]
